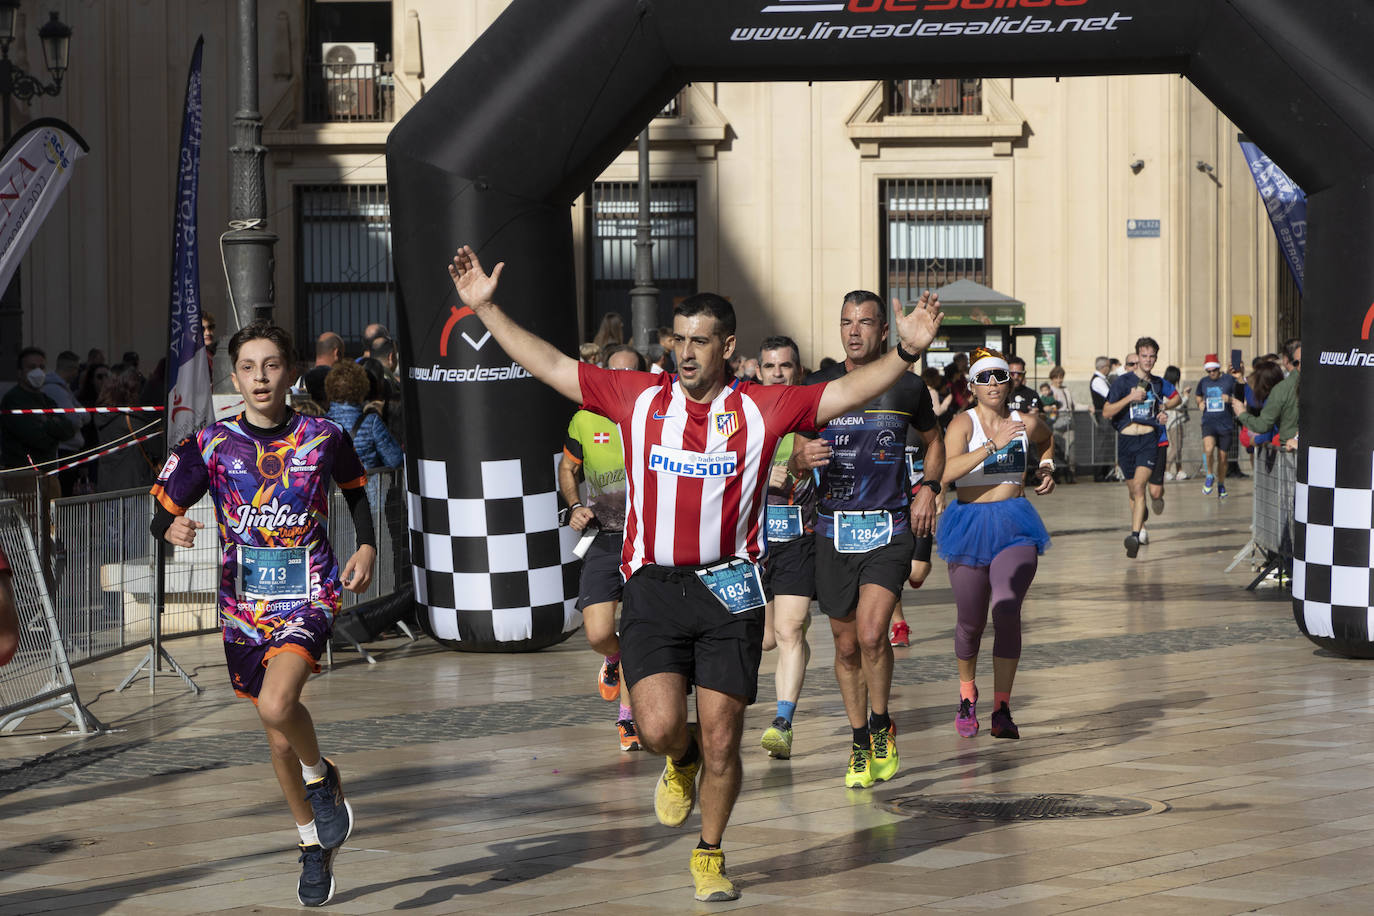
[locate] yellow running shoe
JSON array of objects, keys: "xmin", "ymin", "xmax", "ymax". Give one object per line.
[
  {"xmin": 654, "ymin": 754, "xmax": 701, "ymax": 826},
  {"xmin": 870, "ymin": 721, "xmax": 899, "ymax": 782},
  {"xmin": 844, "ymin": 743, "xmax": 874, "ymax": 788},
  {"xmin": 760, "ymin": 717, "xmax": 793, "ymax": 759},
  {"xmin": 690, "ymin": 847, "xmax": 740, "ymax": 902}
]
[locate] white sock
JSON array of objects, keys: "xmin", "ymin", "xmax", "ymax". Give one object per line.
[
  {"xmin": 301, "ymin": 757, "xmax": 328, "ymax": 782},
  {"xmin": 297, "ymin": 820, "xmax": 319, "ymax": 847}
]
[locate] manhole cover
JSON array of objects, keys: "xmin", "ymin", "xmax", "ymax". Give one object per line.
[{"xmin": 882, "ymin": 792, "xmax": 1167, "ymax": 821}]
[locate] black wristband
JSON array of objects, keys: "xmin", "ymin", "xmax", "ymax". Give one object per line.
[{"xmin": 896, "ymin": 341, "xmax": 921, "ymax": 363}]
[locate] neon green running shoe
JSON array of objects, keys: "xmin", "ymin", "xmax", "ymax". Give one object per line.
[
  {"xmin": 760, "ymin": 717, "xmax": 793, "ymax": 759},
  {"xmin": 870, "ymin": 722, "xmax": 899, "ymax": 782},
  {"xmin": 844, "ymin": 743, "xmax": 875, "ymax": 788}
]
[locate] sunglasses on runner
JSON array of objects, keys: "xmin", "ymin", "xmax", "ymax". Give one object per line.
[{"xmin": 973, "ymin": 369, "xmax": 1011, "ymax": 385}]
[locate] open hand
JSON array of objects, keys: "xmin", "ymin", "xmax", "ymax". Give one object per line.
[
  {"xmin": 892, "ymin": 291, "xmax": 943, "ymax": 356},
  {"xmin": 448, "ymin": 245, "xmax": 505, "ymax": 312}
]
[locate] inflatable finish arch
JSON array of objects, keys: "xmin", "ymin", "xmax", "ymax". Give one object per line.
[{"xmin": 386, "ymin": 0, "xmax": 1374, "ymax": 653}]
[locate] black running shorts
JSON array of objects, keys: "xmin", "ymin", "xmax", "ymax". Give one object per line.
[
  {"xmin": 1202, "ymin": 422, "xmax": 1234, "ymax": 454},
  {"xmin": 619, "ymin": 563, "xmax": 764, "ymax": 704},
  {"xmin": 1117, "ymin": 432, "xmax": 1157, "ymax": 477},
  {"xmin": 814, "ymin": 529, "xmax": 915, "ymax": 619},
  {"xmin": 1150, "ymin": 444, "xmax": 1169, "ymax": 486},
  {"xmin": 763, "ymin": 534, "xmax": 815, "ymax": 600},
  {"xmin": 576, "ymin": 530, "xmax": 624, "ymax": 610}
]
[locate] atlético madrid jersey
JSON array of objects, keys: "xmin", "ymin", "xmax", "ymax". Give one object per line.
[
  {"xmin": 150, "ymin": 412, "xmax": 367, "ymax": 645},
  {"xmin": 578, "ymin": 363, "xmax": 826, "ymax": 576}
]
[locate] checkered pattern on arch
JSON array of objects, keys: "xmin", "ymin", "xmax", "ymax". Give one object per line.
[
  {"xmin": 1292, "ymin": 446, "xmax": 1374, "ymax": 643},
  {"xmin": 407, "ymin": 454, "xmax": 582, "ymax": 645}
]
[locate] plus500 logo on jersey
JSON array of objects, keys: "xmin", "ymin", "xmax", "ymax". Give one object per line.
[{"xmin": 649, "ymin": 445, "xmax": 738, "ymax": 478}]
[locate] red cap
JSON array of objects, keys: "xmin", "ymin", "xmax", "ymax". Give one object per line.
[{"xmin": 1203, "ymin": 353, "xmax": 1221, "ymax": 369}]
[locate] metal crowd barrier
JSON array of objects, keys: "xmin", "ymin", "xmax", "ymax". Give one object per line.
[
  {"xmin": 327, "ymin": 466, "xmax": 409, "ymax": 610},
  {"xmin": 1246, "ymin": 446, "xmax": 1297, "ymax": 588},
  {"xmin": 0, "ymin": 467, "xmax": 409, "ymax": 730},
  {"xmin": 0, "ymin": 499, "xmax": 103, "ymax": 734}
]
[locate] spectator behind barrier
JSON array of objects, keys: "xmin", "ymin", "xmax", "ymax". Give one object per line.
[
  {"xmin": 1161, "ymin": 364, "xmax": 1190, "ymax": 480},
  {"xmin": 592, "ymin": 311, "xmax": 625, "ymax": 354},
  {"xmin": 95, "ymin": 367, "xmax": 158, "ymax": 493},
  {"xmin": 1, "ymin": 347, "xmax": 75, "ymax": 470},
  {"xmin": 1234, "ymin": 346, "xmax": 1298, "ymax": 450},
  {"xmin": 302, "ymin": 332, "xmax": 343, "ymax": 404},
  {"xmin": 325, "ymin": 362, "xmax": 403, "ymax": 470}
]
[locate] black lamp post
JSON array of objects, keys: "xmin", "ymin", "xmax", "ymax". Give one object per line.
[{"xmin": 0, "ymin": 3, "xmax": 72, "ymax": 142}]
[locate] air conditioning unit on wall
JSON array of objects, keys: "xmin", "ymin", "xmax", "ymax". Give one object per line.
[{"xmin": 321, "ymin": 42, "xmax": 376, "ymax": 119}]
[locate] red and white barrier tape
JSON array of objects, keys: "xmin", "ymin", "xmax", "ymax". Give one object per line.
[
  {"xmin": 1, "ymin": 405, "xmax": 165, "ymax": 414},
  {"xmin": 42, "ymin": 429, "xmax": 165, "ymax": 475}
]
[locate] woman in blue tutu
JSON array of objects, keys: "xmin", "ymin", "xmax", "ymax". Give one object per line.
[{"xmin": 938, "ymin": 348, "xmax": 1055, "ymax": 739}]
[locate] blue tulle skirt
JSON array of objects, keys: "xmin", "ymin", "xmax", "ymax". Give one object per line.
[{"xmin": 937, "ymin": 497, "xmax": 1051, "ymax": 567}]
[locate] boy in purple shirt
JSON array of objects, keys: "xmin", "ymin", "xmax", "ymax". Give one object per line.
[{"xmin": 151, "ymin": 320, "xmax": 376, "ymax": 907}]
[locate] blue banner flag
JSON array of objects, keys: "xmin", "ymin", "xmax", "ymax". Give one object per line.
[
  {"xmin": 166, "ymin": 37, "xmax": 212, "ymax": 447},
  {"xmin": 1238, "ymin": 136, "xmax": 1306, "ymax": 294}
]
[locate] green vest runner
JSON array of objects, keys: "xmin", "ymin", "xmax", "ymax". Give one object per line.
[{"xmin": 564, "ymin": 409, "xmax": 627, "ymax": 531}]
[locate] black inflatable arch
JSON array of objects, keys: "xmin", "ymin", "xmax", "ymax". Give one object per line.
[{"xmin": 387, "ymin": 0, "xmax": 1374, "ymax": 653}]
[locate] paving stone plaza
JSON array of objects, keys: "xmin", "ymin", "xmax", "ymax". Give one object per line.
[{"xmin": 2, "ymin": 476, "xmax": 1370, "ymax": 914}]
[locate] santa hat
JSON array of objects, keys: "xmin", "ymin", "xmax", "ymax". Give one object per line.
[{"xmin": 1203, "ymin": 353, "xmax": 1221, "ymax": 370}]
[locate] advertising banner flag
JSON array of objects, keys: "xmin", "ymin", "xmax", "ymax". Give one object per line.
[
  {"xmin": 165, "ymin": 37, "xmax": 212, "ymax": 448},
  {"xmin": 0, "ymin": 118, "xmax": 89, "ymax": 294},
  {"xmin": 1239, "ymin": 136, "xmax": 1307, "ymax": 294}
]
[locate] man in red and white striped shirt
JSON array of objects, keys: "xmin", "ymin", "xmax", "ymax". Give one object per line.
[{"xmin": 449, "ymin": 245, "xmax": 942, "ymax": 903}]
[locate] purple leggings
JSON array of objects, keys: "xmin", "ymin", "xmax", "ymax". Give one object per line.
[{"xmin": 950, "ymin": 543, "xmax": 1038, "ymax": 661}]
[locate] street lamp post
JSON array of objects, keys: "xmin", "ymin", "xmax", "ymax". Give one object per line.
[
  {"xmin": 629, "ymin": 130, "xmax": 659, "ymax": 352},
  {"xmin": 0, "ymin": 5, "xmax": 71, "ymax": 142},
  {"xmin": 0, "ymin": 2, "xmax": 72, "ymax": 378},
  {"xmin": 222, "ymin": 0, "xmax": 278, "ymax": 358}
]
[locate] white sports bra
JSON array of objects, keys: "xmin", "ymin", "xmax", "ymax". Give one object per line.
[{"xmin": 959, "ymin": 410, "xmax": 1030, "ymax": 488}]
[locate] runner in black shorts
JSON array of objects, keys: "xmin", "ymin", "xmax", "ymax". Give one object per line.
[
  {"xmin": 559, "ymin": 346, "xmax": 642, "ymax": 751},
  {"xmin": 1103, "ymin": 337, "xmax": 1180, "ymax": 558},
  {"xmin": 1195, "ymin": 353, "xmax": 1239, "ymax": 501},
  {"xmin": 755, "ymin": 336, "xmax": 818, "ymax": 761},
  {"xmin": 802, "ymin": 290, "xmax": 944, "ymax": 789},
  {"xmin": 450, "ymin": 245, "xmax": 945, "ymax": 902}
]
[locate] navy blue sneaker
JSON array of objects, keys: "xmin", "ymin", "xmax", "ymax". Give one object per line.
[
  {"xmin": 297, "ymin": 843, "xmax": 337, "ymax": 907},
  {"xmin": 304, "ymin": 758, "xmax": 354, "ymax": 850}
]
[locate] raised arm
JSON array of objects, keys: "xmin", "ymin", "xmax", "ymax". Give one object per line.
[
  {"xmin": 815, "ymin": 292, "xmax": 943, "ymax": 426},
  {"xmin": 449, "ymin": 246, "xmax": 583, "ymax": 404}
]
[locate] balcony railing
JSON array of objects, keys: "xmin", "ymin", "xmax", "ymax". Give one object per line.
[
  {"xmin": 887, "ymin": 79, "xmax": 983, "ymax": 117},
  {"xmin": 658, "ymin": 90, "xmax": 684, "ymax": 119},
  {"xmin": 305, "ymin": 60, "xmax": 396, "ymax": 124}
]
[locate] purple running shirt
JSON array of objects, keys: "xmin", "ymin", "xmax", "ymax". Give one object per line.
[{"xmin": 151, "ymin": 412, "xmax": 368, "ymax": 646}]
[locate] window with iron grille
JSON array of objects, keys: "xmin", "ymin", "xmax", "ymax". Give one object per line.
[
  {"xmin": 887, "ymin": 79, "xmax": 983, "ymax": 116},
  {"xmin": 881, "ymin": 178, "xmax": 991, "ymax": 303},
  {"xmin": 295, "ymin": 184, "xmax": 395, "ymax": 357},
  {"xmin": 305, "ymin": 1, "xmax": 394, "ymax": 123},
  {"xmin": 585, "ymin": 181, "xmax": 697, "ymax": 337}
]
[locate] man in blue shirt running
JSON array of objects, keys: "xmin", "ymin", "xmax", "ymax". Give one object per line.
[{"xmin": 1102, "ymin": 337, "xmax": 1180, "ymax": 558}]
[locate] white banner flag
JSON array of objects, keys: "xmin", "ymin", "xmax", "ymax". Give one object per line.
[{"xmin": 0, "ymin": 118, "xmax": 88, "ymax": 294}]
